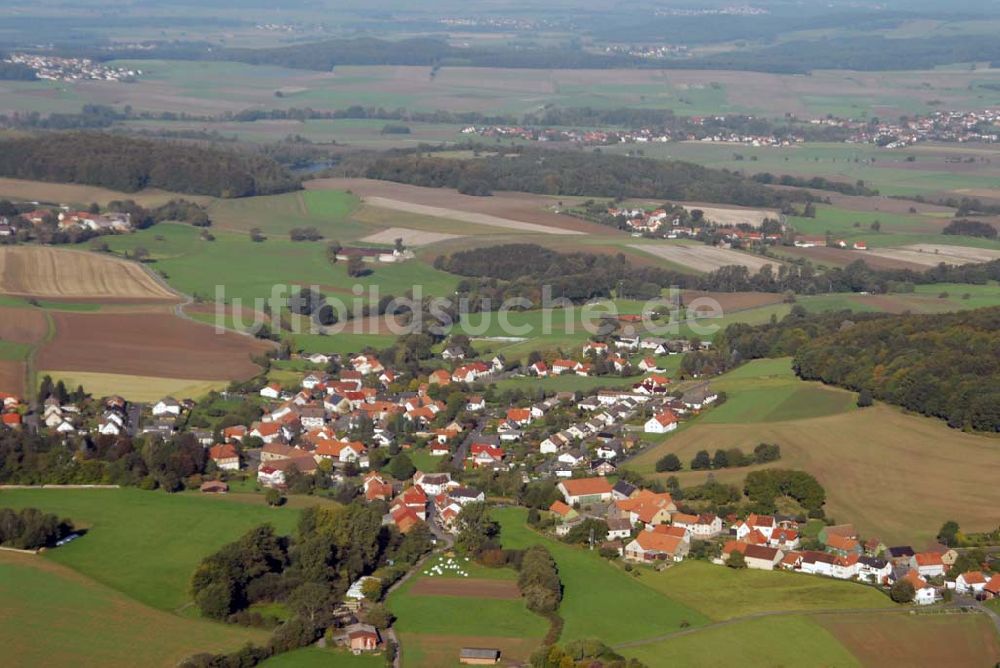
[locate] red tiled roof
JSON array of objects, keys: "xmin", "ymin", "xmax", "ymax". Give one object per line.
[{"xmin": 560, "ymin": 477, "xmax": 613, "ymax": 497}]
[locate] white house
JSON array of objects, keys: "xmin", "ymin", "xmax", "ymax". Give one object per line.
[
  {"xmin": 260, "ymin": 383, "xmax": 282, "ymax": 400},
  {"xmin": 955, "ymin": 571, "xmax": 988, "ymax": 595},
  {"xmin": 644, "ymin": 410, "xmax": 679, "ymax": 434},
  {"xmin": 152, "ymin": 397, "xmax": 181, "ymax": 417}
]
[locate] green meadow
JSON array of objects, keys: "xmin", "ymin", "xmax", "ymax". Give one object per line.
[
  {"xmin": 0, "ymin": 554, "xmax": 269, "ymax": 668},
  {"xmin": 703, "ymin": 358, "xmax": 857, "ymax": 424},
  {"xmin": 495, "ymin": 507, "xmax": 710, "ymax": 644},
  {"xmin": 619, "ymin": 615, "xmax": 861, "ymax": 668},
  {"xmin": 0, "ymin": 488, "xmax": 303, "ymax": 611}
]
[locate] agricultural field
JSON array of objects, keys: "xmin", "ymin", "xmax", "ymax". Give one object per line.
[
  {"xmin": 388, "ymin": 554, "xmax": 547, "ymax": 668},
  {"xmin": 0, "ymin": 552, "xmax": 269, "ymax": 668},
  {"xmin": 36, "ymin": 371, "xmax": 229, "ymax": 403},
  {"xmin": 495, "ymin": 507, "xmax": 711, "ymax": 645},
  {"xmin": 0, "ymin": 177, "xmax": 203, "ymax": 209},
  {"xmin": 260, "ymin": 647, "xmax": 383, "ymax": 668},
  {"xmin": 38, "ymin": 311, "xmax": 269, "ymax": 382},
  {"xmin": 866, "ymin": 244, "xmax": 1000, "ymax": 267},
  {"xmin": 628, "ymin": 242, "xmax": 781, "ymax": 273},
  {"xmin": 627, "ymin": 361, "xmax": 1000, "ymax": 545},
  {"xmin": 0, "ymin": 246, "xmax": 178, "ymax": 302}
]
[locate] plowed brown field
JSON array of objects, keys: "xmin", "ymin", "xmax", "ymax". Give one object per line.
[{"xmin": 39, "ymin": 312, "xmax": 269, "ymax": 380}]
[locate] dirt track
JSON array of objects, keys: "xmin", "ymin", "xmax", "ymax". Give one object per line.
[
  {"xmin": 0, "ymin": 247, "xmax": 178, "ymax": 302},
  {"xmin": 409, "ymin": 577, "xmax": 520, "ymax": 599},
  {"xmin": 39, "ymin": 312, "xmax": 270, "ymax": 380}
]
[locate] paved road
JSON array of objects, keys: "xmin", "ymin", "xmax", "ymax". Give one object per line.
[{"xmin": 452, "ymin": 417, "xmax": 487, "ymax": 469}]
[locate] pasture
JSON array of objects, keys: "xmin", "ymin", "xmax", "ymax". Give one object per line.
[
  {"xmin": 260, "ymin": 648, "xmax": 383, "ymax": 668},
  {"xmin": 627, "ymin": 402, "xmax": 1000, "ymax": 545},
  {"xmin": 0, "ymin": 246, "xmax": 178, "ymax": 302},
  {"xmin": 0, "ymin": 488, "xmax": 302, "ymax": 611},
  {"xmin": 0, "ymin": 552, "xmax": 268, "ymax": 668},
  {"xmin": 618, "ymin": 614, "xmax": 861, "ymax": 667},
  {"xmin": 388, "ymin": 553, "xmax": 547, "ymax": 668},
  {"xmin": 646, "ymin": 561, "xmax": 891, "ymax": 621},
  {"xmin": 495, "ymin": 507, "xmax": 710, "ymax": 644}
]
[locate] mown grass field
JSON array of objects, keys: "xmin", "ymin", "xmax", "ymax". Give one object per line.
[
  {"xmin": 260, "ymin": 647, "xmax": 384, "ymax": 668},
  {"xmin": 627, "ymin": 398, "xmax": 1000, "ymax": 545},
  {"xmin": 619, "ymin": 614, "xmax": 861, "ymax": 667},
  {"xmin": 0, "ymin": 552, "xmax": 269, "ymax": 668},
  {"xmin": 646, "ymin": 561, "xmax": 891, "ymax": 621},
  {"xmin": 0, "ymin": 488, "xmax": 303, "ymax": 611},
  {"xmin": 495, "ymin": 507, "xmax": 710, "ymax": 644}
]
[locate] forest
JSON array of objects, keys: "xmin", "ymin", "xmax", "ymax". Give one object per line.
[
  {"xmin": 435, "ymin": 244, "xmax": 693, "ymax": 305},
  {"xmin": 0, "ymin": 133, "xmax": 300, "ymax": 197},
  {"xmin": 793, "ymin": 307, "xmax": 1000, "ymax": 432},
  {"xmin": 692, "ymin": 305, "xmax": 1000, "ymax": 432},
  {"xmin": 359, "ymin": 149, "xmax": 793, "ymax": 207}
]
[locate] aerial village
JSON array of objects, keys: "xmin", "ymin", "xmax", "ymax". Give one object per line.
[{"xmin": 3, "ymin": 324, "xmax": 994, "ymax": 613}]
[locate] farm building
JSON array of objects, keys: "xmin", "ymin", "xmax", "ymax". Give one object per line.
[{"xmin": 460, "ymin": 648, "xmax": 501, "ymax": 665}]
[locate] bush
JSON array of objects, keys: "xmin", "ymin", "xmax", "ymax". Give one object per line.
[
  {"xmin": 655, "ymin": 453, "xmax": 682, "ymax": 472},
  {"xmin": 889, "ymin": 579, "xmax": 915, "ymax": 603}
]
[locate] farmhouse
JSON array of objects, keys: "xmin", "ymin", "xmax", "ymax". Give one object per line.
[
  {"xmin": 151, "ymin": 397, "xmax": 181, "ymax": 417},
  {"xmin": 614, "ymin": 490, "xmax": 676, "ymax": 526},
  {"xmin": 624, "ymin": 530, "xmax": 689, "ymax": 562},
  {"xmin": 901, "ymin": 570, "xmax": 937, "ymax": 605},
  {"xmin": 955, "ymin": 571, "xmax": 988, "ymax": 595},
  {"xmin": 208, "ymin": 443, "xmax": 240, "ymax": 471},
  {"xmin": 557, "ymin": 477, "xmax": 613, "ymax": 505}
]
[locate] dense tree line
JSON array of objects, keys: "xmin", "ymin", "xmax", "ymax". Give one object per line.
[
  {"xmin": 0, "ymin": 61, "xmax": 38, "ymax": 80},
  {"xmin": 943, "ymin": 219, "xmax": 997, "ymax": 239},
  {"xmin": 0, "ymin": 133, "xmax": 300, "ymax": 197},
  {"xmin": 359, "ymin": 148, "xmax": 796, "ymax": 207},
  {"xmin": 793, "ymin": 307, "xmax": 1000, "ymax": 432},
  {"xmin": 518, "ymin": 546, "xmax": 563, "ymax": 615},
  {"xmin": 435, "ymin": 244, "xmax": 693, "ymax": 305},
  {"xmin": 0, "ymin": 429, "xmax": 215, "ymax": 491},
  {"xmin": 752, "ymin": 173, "xmax": 879, "ymax": 197},
  {"xmin": 530, "ymin": 639, "xmax": 647, "ymax": 668},
  {"xmin": 0, "ymin": 507, "xmax": 75, "ymax": 549}
]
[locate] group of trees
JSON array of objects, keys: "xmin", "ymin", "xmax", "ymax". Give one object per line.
[
  {"xmin": 751, "ymin": 173, "xmax": 878, "ymax": 197},
  {"xmin": 0, "ymin": 428, "xmax": 219, "ymax": 491},
  {"xmin": 189, "ymin": 503, "xmax": 430, "ymax": 664},
  {"xmin": 518, "ymin": 546, "xmax": 563, "ymax": 615},
  {"xmin": 0, "ymin": 507, "xmax": 74, "ymax": 550},
  {"xmin": 743, "ymin": 469, "xmax": 826, "ymax": 517},
  {"xmin": 942, "ymin": 219, "xmax": 997, "ymax": 239},
  {"xmin": 658, "ymin": 443, "xmax": 780, "ymax": 472},
  {"xmin": 530, "ymin": 639, "xmax": 646, "ymax": 668},
  {"xmin": 0, "ymin": 133, "xmax": 300, "ymax": 197},
  {"xmin": 360, "ymin": 147, "xmax": 795, "ymax": 207},
  {"xmin": 435, "ymin": 243, "xmax": 692, "ymax": 306}
]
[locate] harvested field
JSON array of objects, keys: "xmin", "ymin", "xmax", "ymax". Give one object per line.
[
  {"xmin": 629, "ymin": 243, "xmax": 780, "ymax": 273},
  {"xmin": 408, "ymin": 578, "xmax": 520, "ymax": 599},
  {"xmin": 780, "ymin": 245, "xmax": 927, "ymax": 271},
  {"xmin": 817, "ymin": 611, "xmax": 1000, "ymax": 668},
  {"xmin": 39, "ymin": 371, "xmax": 227, "ymax": 402},
  {"xmin": 630, "ymin": 403, "xmax": 1000, "ymax": 545},
  {"xmin": 0, "ymin": 247, "xmax": 178, "ymax": 302},
  {"xmin": 681, "ymin": 205, "xmax": 777, "ymax": 228},
  {"xmin": 866, "ymin": 244, "xmax": 1000, "ymax": 267},
  {"xmin": 0, "ymin": 177, "xmax": 202, "ymax": 209},
  {"xmin": 39, "ymin": 312, "xmax": 269, "ymax": 380},
  {"xmin": 0, "ymin": 306, "xmax": 48, "ymax": 344},
  {"xmin": 680, "ymin": 290, "xmax": 785, "ymax": 313},
  {"xmin": 307, "ymin": 178, "xmax": 608, "ymax": 235},
  {"xmin": 359, "ymin": 227, "xmax": 461, "ymax": 246},
  {"xmin": 398, "ymin": 633, "xmax": 539, "ymax": 668},
  {"xmin": 0, "ymin": 360, "xmax": 25, "ymax": 395},
  {"xmin": 363, "ymin": 197, "xmax": 582, "ymax": 235}
]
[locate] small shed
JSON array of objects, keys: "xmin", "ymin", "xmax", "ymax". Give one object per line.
[
  {"xmin": 199, "ymin": 480, "xmax": 229, "ymax": 494},
  {"xmin": 459, "ymin": 648, "xmax": 501, "ymax": 665}
]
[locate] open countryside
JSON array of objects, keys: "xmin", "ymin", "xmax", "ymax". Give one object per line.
[{"xmin": 1, "ymin": 1, "xmax": 1000, "ymax": 667}]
